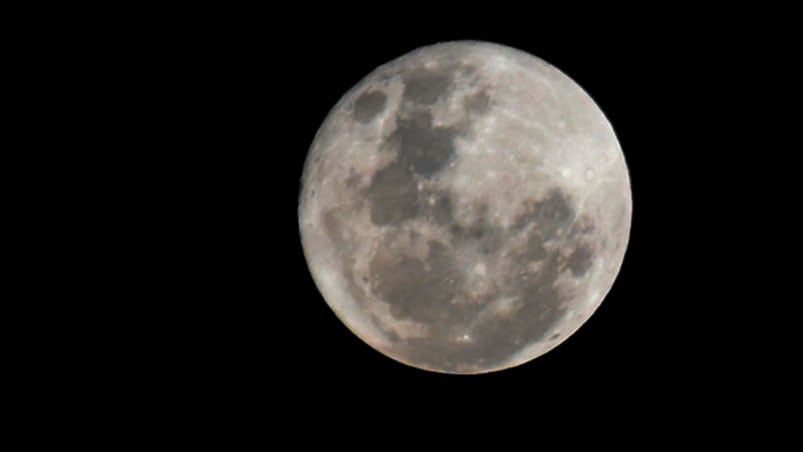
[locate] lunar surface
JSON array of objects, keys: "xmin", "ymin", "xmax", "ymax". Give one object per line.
[{"xmin": 299, "ymin": 41, "xmax": 631, "ymax": 374}]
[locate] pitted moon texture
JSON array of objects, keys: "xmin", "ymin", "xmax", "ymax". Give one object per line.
[{"xmin": 299, "ymin": 41, "xmax": 631, "ymax": 374}]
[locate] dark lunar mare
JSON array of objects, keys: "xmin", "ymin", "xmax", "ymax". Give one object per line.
[
  {"xmin": 402, "ymin": 67, "xmax": 453, "ymax": 105},
  {"xmin": 369, "ymin": 239, "xmax": 465, "ymax": 326},
  {"xmin": 366, "ymin": 164, "xmax": 418, "ymax": 225},
  {"xmin": 396, "ymin": 193, "xmax": 574, "ymax": 370},
  {"xmin": 365, "ymin": 66, "xmax": 462, "ymax": 226},
  {"xmin": 393, "ymin": 111, "xmax": 458, "ymax": 178},
  {"xmin": 354, "ymin": 63, "xmax": 598, "ymax": 370},
  {"xmin": 390, "ymin": 190, "xmax": 598, "ymax": 372},
  {"xmin": 352, "ymin": 91, "xmax": 387, "ymax": 123},
  {"xmin": 565, "ymin": 244, "xmax": 593, "ymax": 277}
]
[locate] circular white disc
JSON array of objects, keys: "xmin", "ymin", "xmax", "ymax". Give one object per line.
[{"xmin": 299, "ymin": 41, "xmax": 631, "ymax": 374}]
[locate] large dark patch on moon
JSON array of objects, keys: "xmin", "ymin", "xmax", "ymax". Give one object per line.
[
  {"xmin": 392, "ymin": 111, "xmax": 458, "ymax": 177},
  {"xmin": 366, "ymin": 164, "xmax": 419, "ymax": 225},
  {"xmin": 364, "ymin": 74, "xmax": 463, "ymax": 226},
  {"xmin": 352, "ymin": 90, "xmax": 387, "ymax": 123},
  {"xmin": 370, "ymin": 239, "xmax": 464, "ymax": 325},
  {"xmin": 355, "ymin": 65, "xmax": 599, "ymax": 371},
  {"xmin": 402, "ymin": 67, "xmax": 454, "ymax": 105},
  {"xmin": 385, "ymin": 190, "xmax": 595, "ymax": 372}
]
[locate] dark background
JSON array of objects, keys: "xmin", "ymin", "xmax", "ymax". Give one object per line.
[
  {"xmin": 8, "ymin": 4, "xmax": 789, "ymax": 444},
  {"xmin": 110, "ymin": 8, "xmax": 787, "ymax": 430},
  {"xmin": 253, "ymin": 21, "xmax": 722, "ymax": 391},
  {"xmin": 277, "ymin": 34, "xmax": 659, "ymax": 387}
]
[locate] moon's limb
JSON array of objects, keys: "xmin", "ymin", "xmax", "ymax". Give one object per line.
[{"xmin": 299, "ymin": 41, "xmax": 631, "ymax": 374}]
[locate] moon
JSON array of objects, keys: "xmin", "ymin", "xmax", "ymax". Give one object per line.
[{"xmin": 299, "ymin": 41, "xmax": 631, "ymax": 374}]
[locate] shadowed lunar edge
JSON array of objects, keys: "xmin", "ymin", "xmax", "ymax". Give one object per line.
[{"xmin": 320, "ymin": 61, "xmax": 600, "ymax": 372}]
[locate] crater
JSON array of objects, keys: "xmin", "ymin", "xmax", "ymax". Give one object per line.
[{"xmin": 352, "ymin": 90, "xmax": 387, "ymax": 123}]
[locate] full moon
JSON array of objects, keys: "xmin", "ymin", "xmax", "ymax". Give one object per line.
[{"xmin": 299, "ymin": 41, "xmax": 631, "ymax": 374}]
